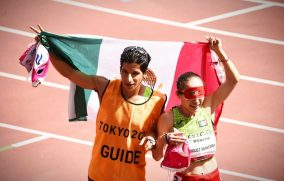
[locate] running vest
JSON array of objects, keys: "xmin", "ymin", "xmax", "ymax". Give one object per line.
[
  {"xmin": 173, "ymin": 107, "xmax": 216, "ymax": 161},
  {"xmin": 88, "ymin": 79, "xmax": 166, "ymax": 181}
]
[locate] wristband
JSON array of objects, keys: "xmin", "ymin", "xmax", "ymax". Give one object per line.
[
  {"xmin": 149, "ymin": 139, "xmax": 156, "ymax": 149},
  {"xmin": 165, "ymin": 133, "xmax": 170, "ymax": 144}
]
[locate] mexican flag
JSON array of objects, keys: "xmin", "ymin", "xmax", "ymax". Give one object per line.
[{"xmin": 39, "ymin": 32, "xmax": 224, "ymax": 127}]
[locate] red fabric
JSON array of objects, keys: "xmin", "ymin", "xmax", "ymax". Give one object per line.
[
  {"xmin": 166, "ymin": 42, "xmax": 222, "ymax": 125},
  {"xmin": 161, "ymin": 143, "xmax": 191, "ymax": 172},
  {"xmin": 183, "ymin": 87, "xmax": 205, "ymax": 99},
  {"xmin": 190, "ymin": 154, "xmax": 213, "ymax": 162},
  {"xmin": 174, "ymin": 168, "xmax": 221, "ymax": 181}
]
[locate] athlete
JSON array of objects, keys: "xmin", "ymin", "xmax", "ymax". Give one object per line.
[
  {"xmin": 30, "ymin": 25, "xmax": 166, "ymax": 181},
  {"xmin": 152, "ymin": 37, "xmax": 240, "ymax": 181}
]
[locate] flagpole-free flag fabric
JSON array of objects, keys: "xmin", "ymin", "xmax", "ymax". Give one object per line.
[{"xmin": 38, "ymin": 31, "xmax": 224, "ymax": 127}]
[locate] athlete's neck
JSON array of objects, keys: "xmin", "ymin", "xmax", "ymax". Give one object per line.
[{"xmin": 177, "ymin": 106, "xmax": 195, "ymax": 118}]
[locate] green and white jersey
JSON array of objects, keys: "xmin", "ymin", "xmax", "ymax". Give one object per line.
[{"xmin": 173, "ymin": 107, "xmax": 216, "ymax": 160}]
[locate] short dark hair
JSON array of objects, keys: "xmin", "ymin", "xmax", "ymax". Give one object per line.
[
  {"xmin": 176, "ymin": 72, "xmax": 202, "ymax": 94},
  {"xmin": 120, "ymin": 46, "xmax": 151, "ymax": 73}
]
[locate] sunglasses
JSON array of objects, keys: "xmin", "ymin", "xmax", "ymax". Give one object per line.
[{"xmin": 179, "ymin": 86, "xmax": 205, "ymax": 99}]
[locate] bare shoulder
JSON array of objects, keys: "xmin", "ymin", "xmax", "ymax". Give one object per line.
[
  {"xmin": 160, "ymin": 111, "xmax": 173, "ymax": 121},
  {"xmin": 92, "ymin": 75, "xmax": 109, "ymax": 99},
  {"xmin": 93, "ymin": 75, "xmax": 109, "ymax": 89}
]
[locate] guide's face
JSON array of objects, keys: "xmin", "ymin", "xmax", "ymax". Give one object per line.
[{"xmin": 120, "ymin": 63, "xmax": 144, "ymax": 92}]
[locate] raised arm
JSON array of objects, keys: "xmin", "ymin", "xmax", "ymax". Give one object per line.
[
  {"xmin": 203, "ymin": 37, "xmax": 240, "ymax": 113},
  {"xmin": 30, "ymin": 25, "xmax": 109, "ymax": 99},
  {"xmin": 49, "ymin": 52, "xmax": 108, "ymax": 92}
]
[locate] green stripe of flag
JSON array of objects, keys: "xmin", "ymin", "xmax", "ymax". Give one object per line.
[{"xmin": 40, "ymin": 32, "xmax": 103, "ymax": 121}]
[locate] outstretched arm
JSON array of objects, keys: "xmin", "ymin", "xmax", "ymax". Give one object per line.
[
  {"xmin": 203, "ymin": 37, "xmax": 240, "ymax": 114},
  {"xmin": 49, "ymin": 52, "xmax": 108, "ymax": 91}
]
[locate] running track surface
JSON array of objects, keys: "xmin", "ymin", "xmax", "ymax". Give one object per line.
[{"xmin": 0, "ymin": 0, "xmax": 283, "ymax": 181}]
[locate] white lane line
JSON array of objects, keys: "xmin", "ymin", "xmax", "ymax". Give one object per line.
[
  {"xmin": 1, "ymin": 71, "xmax": 283, "ymax": 134},
  {"xmin": 0, "ymin": 122, "xmax": 275, "ymax": 181},
  {"xmin": 41, "ymin": 81, "xmax": 69, "ymax": 90},
  {"xmin": 220, "ymin": 118, "xmax": 284, "ymax": 134},
  {"xmin": 0, "ymin": 72, "xmax": 69, "ymax": 90},
  {"xmin": 0, "ymin": 135, "xmax": 50, "ymax": 152},
  {"xmin": 52, "ymin": 0, "xmax": 185, "ymax": 27},
  {"xmin": 1, "ymin": 22, "xmax": 284, "ymax": 47},
  {"xmin": 0, "ymin": 26, "xmax": 34, "ymax": 37},
  {"xmin": 0, "ymin": 72, "xmax": 27, "ymax": 81},
  {"xmin": 185, "ymin": 4, "xmax": 273, "ymax": 26},
  {"xmin": 220, "ymin": 169, "xmax": 275, "ymax": 181},
  {"xmin": 189, "ymin": 25, "xmax": 284, "ymax": 46},
  {"xmin": 243, "ymin": 0, "xmax": 284, "ymax": 7},
  {"xmin": 50, "ymin": 0, "xmax": 284, "ymax": 46},
  {"xmin": 240, "ymin": 75, "xmax": 284, "ymax": 87},
  {"xmin": 12, "ymin": 135, "xmax": 50, "ymax": 148},
  {"xmin": 0, "ymin": 122, "xmax": 93, "ymax": 146},
  {"xmin": 120, "ymin": 0, "xmax": 135, "ymax": 2},
  {"xmin": 1, "ymin": 67, "xmax": 284, "ymax": 88}
]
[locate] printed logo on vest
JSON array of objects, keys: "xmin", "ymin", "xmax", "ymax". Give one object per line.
[
  {"xmin": 198, "ymin": 120, "xmax": 208, "ymax": 127},
  {"xmin": 101, "ymin": 145, "xmax": 142, "ymax": 164}
]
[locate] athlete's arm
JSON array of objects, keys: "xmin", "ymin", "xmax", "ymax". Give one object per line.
[
  {"xmin": 203, "ymin": 37, "xmax": 240, "ymax": 114},
  {"xmin": 151, "ymin": 112, "xmax": 173, "ymax": 161}
]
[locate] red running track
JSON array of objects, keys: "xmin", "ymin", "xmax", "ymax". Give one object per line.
[{"xmin": 0, "ymin": 0, "xmax": 284, "ymax": 180}]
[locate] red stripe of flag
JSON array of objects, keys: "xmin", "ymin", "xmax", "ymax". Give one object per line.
[{"xmin": 166, "ymin": 42, "xmax": 222, "ymax": 128}]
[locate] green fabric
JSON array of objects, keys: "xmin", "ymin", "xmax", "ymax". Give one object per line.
[
  {"xmin": 39, "ymin": 32, "xmax": 103, "ymax": 121},
  {"xmin": 143, "ymin": 86, "xmax": 152, "ymax": 98},
  {"xmin": 173, "ymin": 107, "xmax": 213, "ymax": 135}
]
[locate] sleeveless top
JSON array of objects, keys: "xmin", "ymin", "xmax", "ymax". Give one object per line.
[
  {"xmin": 173, "ymin": 107, "xmax": 216, "ymax": 162},
  {"xmin": 88, "ymin": 79, "xmax": 166, "ymax": 181}
]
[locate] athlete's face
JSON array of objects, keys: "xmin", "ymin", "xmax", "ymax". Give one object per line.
[
  {"xmin": 120, "ymin": 63, "xmax": 144, "ymax": 93},
  {"xmin": 179, "ymin": 77, "xmax": 205, "ymax": 116}
]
